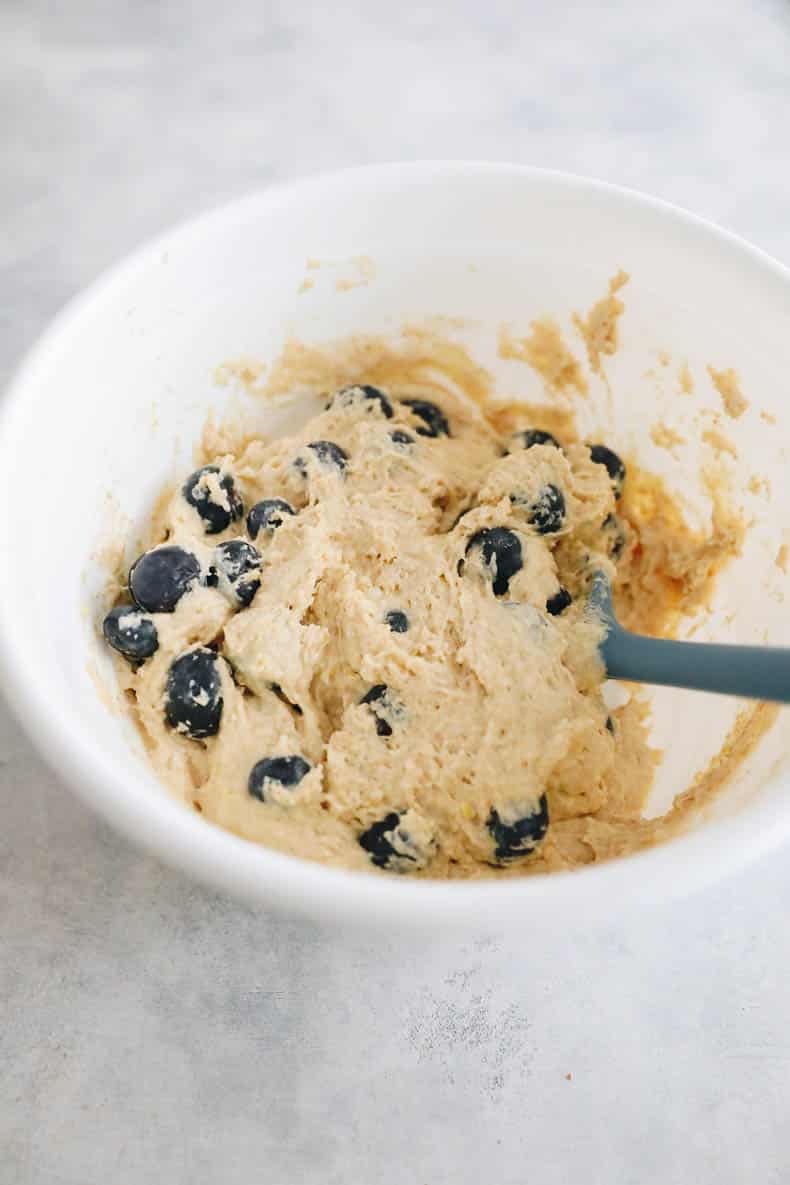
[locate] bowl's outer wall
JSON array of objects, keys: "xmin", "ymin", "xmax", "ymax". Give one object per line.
[{"xmin": 2, "ymin": 162, "xmax": 790, "ymax": 929}]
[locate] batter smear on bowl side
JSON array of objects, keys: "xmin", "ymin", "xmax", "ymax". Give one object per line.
[{"xmin": 99, "ymin": 316, "xmax": 767, "ymax": 878}]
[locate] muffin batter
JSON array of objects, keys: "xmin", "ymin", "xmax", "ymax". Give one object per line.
[
  {"xmin": 101, "ymin": 374, "xmax": 663, "ymax": 876},
  {"xmin": 101, "ymin": 363, "xmax": 749, "ymax": 877}
]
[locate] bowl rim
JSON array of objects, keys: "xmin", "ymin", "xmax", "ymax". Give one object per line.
[{"xmin": 2, "ymin": 158, "xmax": 790, "ymax": 929}]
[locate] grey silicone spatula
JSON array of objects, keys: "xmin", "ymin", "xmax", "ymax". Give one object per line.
[{"xmin": 590, "ymin": 571, "xmax": 790, "ymax": 704}]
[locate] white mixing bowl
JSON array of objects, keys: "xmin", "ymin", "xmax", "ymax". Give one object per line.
[{"xmin": 1, "ymin": 162, "xmax": 789, "ymax": 930}]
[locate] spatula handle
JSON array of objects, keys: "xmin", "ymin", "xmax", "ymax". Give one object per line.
[{"xmin": 602, "ymin": 625, "xmax": 790, "ymax": 703}]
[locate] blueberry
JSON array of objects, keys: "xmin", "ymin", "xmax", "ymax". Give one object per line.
[
  {"xmin": 129, "ymin": 545, "xmax": 201, "ymax": 613},
  {"xmin": 385, "ymin": 610, "xmax": 409, "ymax": 633},
  {"xmin": 401, "ymin": 398, "xmax": 450, "ymax": 438},
  {"xmin": 165, "ymin": 648, "xmax": 223, "ymax": 739},
  {"xmin": 102, "ymin": 605, "xmax": 158, "ymax": 662},
  {"xmin": 247, "ymin": 498, "xmax": 296, "ymax": 540},
  {"xmin": 602, "ymin": 512, "xmax": 626, "ymax": 559},
  {"xmin": 358, "ymin": 811, "xmax": 432, "ymax": 872},
  {"xmin": 213, "ymin": 539, "xmax": 261, "ymax": 607},
  {"xmin": 182, "ymin": 465, "xmax": 244, "ymax": 534},
  {"xmin": 328, "ymin": 384, "xmax": 393, "ymax": 419},
  {"xmin": 463, "ymin": 527, "xmax": 523, "ymax": 597},
  {"xmin": 389, "ymin": 429, "xmax": 415, "ymax": 447},
  {"xmin": 515, "ymin": 483, "xmax": 566, "ymax": 535},
  {"xmin": 360, "ymin": 683, "xmax": 396, "ymax": 737},
  {"xmin": 488, "ymin": 796, "xmax": 549, "ymax": 862},
  {"xmin": 546, "ymin": 586, "xmax": 572, "ymax": 616},
  {"xmin": 294, "ymin": 440, "xmax": 349, "ymax": 476},
  {"xmin": 248, "ymin": 754, "xmax": 311, "ymax": 802},
  {"xmin": 589, "ymin": 444, "xmax": 626, "ymax": 499},
  {"xmin": 511, "ymin": 428, "xmax": 560, "ymax": 450}
]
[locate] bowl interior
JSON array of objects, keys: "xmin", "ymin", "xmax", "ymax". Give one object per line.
[{"xmin": 2, "ymin": 163, "xmax": 790, "ymax": 923}]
